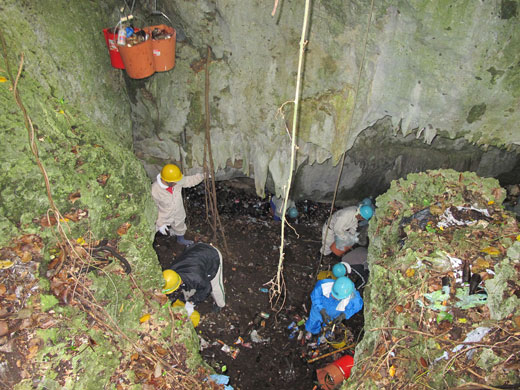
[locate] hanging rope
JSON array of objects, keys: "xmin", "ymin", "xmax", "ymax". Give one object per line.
[
  {"xmin": 202, "ymin": 45, "xmax": 229, "ymax": 253},
  {"xmin": 266, "ymin": 0, "xmax": 312, "ymax": 310},
  {"xmin": 317, "ymin": 0, "xmax": 376, "ymax": 277}
]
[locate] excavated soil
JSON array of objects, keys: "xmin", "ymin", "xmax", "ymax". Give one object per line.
[{"xmin": 153, "ymin": 179, "xmax": 366, "ymax": 390}]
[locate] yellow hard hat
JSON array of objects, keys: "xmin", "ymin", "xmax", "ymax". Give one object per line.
[
  {"xmin": 162, "ymin": 270, "xmax": 181, "ymax": 294},
  {"xmin": 161, "ymin": 164, "xmax": 183, "ymax": 183}
]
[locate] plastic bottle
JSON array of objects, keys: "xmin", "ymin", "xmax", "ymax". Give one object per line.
[{"xmin": 117, "ymin": 27, "xmax": 127, "ymax": 45}]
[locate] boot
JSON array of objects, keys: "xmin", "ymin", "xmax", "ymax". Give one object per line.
[{"xmin": 176, "ymin": 235, "xmax": 194, "ymax": 246}]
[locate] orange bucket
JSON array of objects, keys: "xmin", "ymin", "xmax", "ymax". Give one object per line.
[
  {"xmin": 145, "ymin": 24, "xmax": 176, "ymax": 72},
  {"xmin": 118, "ymin": 35, "xmax": 155, "ymax": 79},
  {"xmin": 330, "ymin": 242, "xmax": 352, "ymax": 257},
  {"xmin": 316, "ymin": 363, "xmax": 344, "ymax": 390}
]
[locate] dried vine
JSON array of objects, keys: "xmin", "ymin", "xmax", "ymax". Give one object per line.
[{"xmin": 202, "ymin": 45, "xmax": 229, "ymax": 253}]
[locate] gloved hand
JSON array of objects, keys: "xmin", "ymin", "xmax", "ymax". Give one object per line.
[
  {"xmin": 320, "ymin": 308, "xmax": 331, "ymax": 324},
  {"xmin": 185, "ymin": 301, "xmax": 195, "ymax": 316},
  {"xmin": 158, "ymin": 224, "xmax": 169, "ymax": 235},
  {"xmin": 332, "ymin": 312, "xmax": 346, "ymax": 324},
  {"xmin": 336, "ymin": 232, "xmax": 359, "ymax": 249}
]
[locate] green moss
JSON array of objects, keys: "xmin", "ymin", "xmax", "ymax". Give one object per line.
[
  {"xmin": 500, "ymin": 0, "xmax": 518, "ymax": 19},
  {"xmin": 297, "ymin": 87, "xmax": 355, "ymax": 164},
  {"xmin": 487, "ymin": 67, "xmax": 505, "ymax": 85},
  {"xmin": 466, "ymin": 103, "xmax": 487, "ymax": 124},
  {"xmin": 187, "ymin": 91, "xmax": 204, "ymax": 134},
  {"xmin": 347, "ymin": 169, "xmax": 518, "ymax": 389}
]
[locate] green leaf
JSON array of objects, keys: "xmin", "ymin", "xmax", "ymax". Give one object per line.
[
  {"xmin": 41, "ymin": 294, "xmax": 59, "ymax": 312},
  {"xmin": 436, "ymin": 311, "xmax": 453, "ymax": 324}
]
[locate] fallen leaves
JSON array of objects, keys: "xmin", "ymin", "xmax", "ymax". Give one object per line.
[
  {"xmin": 117, "ymin": 222, "xmax": 131, "ymax": 236},
  {"xmin": 35, "ymin": 209, "xmax": 88, "ymax": 227},
  {"xmin": 405, "ymin": 268, "xmax": 415, "ymax": 278},
  {"xmin": 68, "ymin": 191, "xmax": 81, "ymax": 203},
  {"xmin": 97, "ymin": 173, "xmax": 110, "ymax": 187},
  {"xmin": 480, "ymin": 246, "xmax": 500, "ymax": 256},
  {"xmin": 0, "ymin": 320, "xmax": 8, "ymax": 337},
  {"xmin": 0, "ymin": 260, "xmax": 14, "ymax": 269}
]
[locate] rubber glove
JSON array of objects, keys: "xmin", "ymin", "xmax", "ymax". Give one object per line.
[
  {"xmin": 332, "ymin": 312, "xmax": 346, "ymax": 324},
  {"xmin": 185, "ymin": 301, "xmax": 195, "ymax": 316},
  {"xmin": 320, "ymin": 308, "xmax": 331, "ymax": 324},
  {"xmin": 158, "ymin": 224, "xmax": 169, "ymax": 235}
]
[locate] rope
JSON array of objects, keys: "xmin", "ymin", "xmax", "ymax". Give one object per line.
[
  {"xmin": 316, "ymin": 0, "xmax": 376, "ymax": 276},
  {"xmin": 267, "ymin": 0, "xmax": 312, "ymax": 311}
]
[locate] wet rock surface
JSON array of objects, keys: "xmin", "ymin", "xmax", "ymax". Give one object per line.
[{"xmin": 153, "ymin": 182, "xmax": 366, "ymax": 390}]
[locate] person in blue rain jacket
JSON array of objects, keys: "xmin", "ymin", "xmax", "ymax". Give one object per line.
[{"xmin": 305, "ymin": 276, "xmax": 363, "ymax": 337}]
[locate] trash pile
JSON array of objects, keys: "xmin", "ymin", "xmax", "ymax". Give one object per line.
[
  {"xmin": 151, "ymin": 27, "xmax": 174, "ymax": 40},
  {"xmin": 151, "ymin": 179, "xmax": 368, "ymax": 389},
  {"xmin": 184, "ymin": 180, "xmax": 330, "ymax": 225},
  {"xmin": 118, "ymin": 27, "xmax": 148, "ymax": 47},
  {"xmin": 347, "ymin": 169, "xmax": 520, "ymax": 389}
]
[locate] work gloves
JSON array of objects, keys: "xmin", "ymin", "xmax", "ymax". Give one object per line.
[
  {"xmin": 332, "ymin": 312, "xmax": 346, "ymax": 325},
  {"xmin": 335, "ymin": 232, "xmax": 359, "ymax": 249},
  {"xmin": 185, "ymin": 301, "xmax": 195, "ymax": 316},
  {"xmin": 158, "ymin": 224, "xmax": 169, "ymax": 235},
  {"xmin": 320, "ymin": 308, "xmax": 331, "ymax": 324}
]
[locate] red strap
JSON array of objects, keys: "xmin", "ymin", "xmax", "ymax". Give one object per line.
[{"xmin": 166, "ymin": 187, "xmax": 173, "ymax": 194}]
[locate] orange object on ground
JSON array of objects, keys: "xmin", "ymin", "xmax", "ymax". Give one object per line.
[
  {"xmin": 330, "ymin": 242, "xmax": 352, "ymax": 257},
  {"xmin": 118, "ymin": 36, "xmax": 155, "ymax": 79},
  {"xmin": 145, "ymin": 24, "xmax": 176, "ymax": 72},
  {"xmin": 316, "ymin": 354, "xmax": 354, "ymax": 390}
]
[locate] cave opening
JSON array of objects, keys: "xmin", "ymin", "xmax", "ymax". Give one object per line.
[{"xmin": 151, "ymin": 178, "xmax": 371, "ymax": 390}]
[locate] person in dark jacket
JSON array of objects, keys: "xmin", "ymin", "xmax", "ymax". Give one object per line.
[{"xmin": 162, "ymin": 243, "xmax": 226, "ymax": 314}]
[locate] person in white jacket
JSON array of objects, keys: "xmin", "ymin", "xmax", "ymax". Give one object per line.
[
  {"xmin": 151, "ymin": 164, "xmax": 204, "ymax": 246},
  {"xmin": 320, "ymin": 205, "xmax": 373, "ymax": 255}
]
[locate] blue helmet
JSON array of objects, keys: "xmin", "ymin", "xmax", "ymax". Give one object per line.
[
  {"xmin": 361, "ymin": 197, "xmax": 373, "ymax": 207},
  {"xmin": 288, "ymin": 207, "xmax": 298, "ymax": 218},
  {"xmin": 331, "ymin": 277, "xmax": 355, "ymax": 300},
  {"xmin": 359, "ymin": 205, "xmax": 373, "ymax": 220},
  {"xmin": 332, "ymin": 263, "xmax": 347, "ymax": 278}
]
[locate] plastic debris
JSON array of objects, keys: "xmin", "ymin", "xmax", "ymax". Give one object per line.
[
  {"xmin": 199, "ymin": 336, "xmax": 210, "ymax": 350},
  {"xmin": 452, "ymin": 327, "xmax": 492, "ymax": 360},
  {"xmin": 250, "ymin": 329, "xmax": 270, "ymax": 343},
  {"xmin": 209, "ymin": 374, "xmax": 234, "ymax": 390},
  {"xmin": 455, "ymin": 287, "xmax": 488, "ymax": 309},
  {"xmin": 436, "ymin": 206, "xmax": 490, "ymax": 229}
]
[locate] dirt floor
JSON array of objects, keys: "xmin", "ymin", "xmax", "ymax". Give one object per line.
[{"xmin": 153, "ymin": 179, "xmax": 366, "ymax": 390}]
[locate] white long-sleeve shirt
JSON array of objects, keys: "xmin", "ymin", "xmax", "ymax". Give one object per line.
[{"xmin": 151, "ymin": 173, "xmax": 204, "ymax": 230}]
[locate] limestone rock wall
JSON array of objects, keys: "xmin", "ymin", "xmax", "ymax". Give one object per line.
[{"xmin": 129, "ymin": 0, "xmax": 520, "ymax": 198}]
